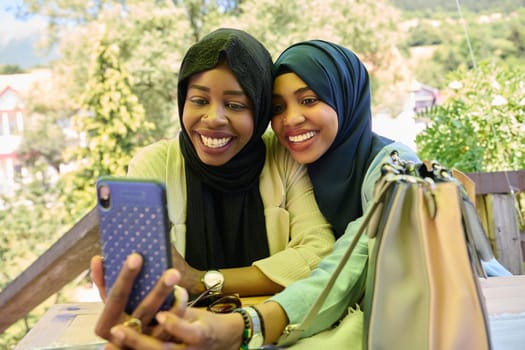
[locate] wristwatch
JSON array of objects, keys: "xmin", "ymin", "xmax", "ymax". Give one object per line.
[{"xmin": 202, "ymin": 270, "xmax": 224, "ymax": 293}]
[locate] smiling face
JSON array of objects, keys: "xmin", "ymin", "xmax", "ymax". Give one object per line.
[
  {"xmin": 182, "ymin": 61, "xmax": 255, "ymax": 166},
  {"xmin": 271, "ymin": 72, "xmax": 338, "ymax": 164}
]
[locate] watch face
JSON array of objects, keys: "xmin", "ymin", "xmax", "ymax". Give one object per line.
[{"xmin": 204, "ymin": 270, "xmax": 224, "ymax": 290}]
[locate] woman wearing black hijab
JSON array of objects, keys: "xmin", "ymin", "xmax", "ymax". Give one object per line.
[{"xmin": 90, "ymin": 30, "xmax": 334, "ymax": 301}]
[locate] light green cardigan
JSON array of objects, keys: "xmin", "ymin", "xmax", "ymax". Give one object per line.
[{"xmin": 126, "ymin": 131, "xmax": 335, "ymax": 287}]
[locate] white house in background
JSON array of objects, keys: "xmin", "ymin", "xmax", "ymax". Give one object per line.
[
  {"xmin": 372, "ymin": 80, "xmax": 441, "ymax": 151},
  {"xmin": 0, "ymin": 69, "xmax": 52, "ymax": 196}
]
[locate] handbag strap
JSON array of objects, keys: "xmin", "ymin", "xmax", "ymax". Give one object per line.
[{"xmin": 275, "ymin": 174, "xmax": 396, "ymax": 347}]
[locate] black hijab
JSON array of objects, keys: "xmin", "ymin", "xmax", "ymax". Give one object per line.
[
  {"xmin": 178, "ymin": 28, "xmax": 273, "ymax": 269},
  {"xmin": 274, "ymin": 40, "xmax": 393, "ymax": 238}
]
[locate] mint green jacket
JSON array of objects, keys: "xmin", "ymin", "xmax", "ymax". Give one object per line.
[
  {"xmin": 127, "ymin": 131, "xmax": 335, "ymax": 287},
  {"xmin": 271, "ymin": 142, "xmax": 418, "ymax": 337}
]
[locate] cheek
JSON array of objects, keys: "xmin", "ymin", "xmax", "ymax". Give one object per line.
[
  {"xmin": 181, "ymin": 113, "xmax": 191, "ymax": 134},
  {"xmin": 238, "ymin": 115, "xmax": 255, "ymax": 140},
  {"xmin": 322, "ymin": 109, "xmax": 339, "ymax": 145},
  {"xmin": 270, "ymin": 118, "xmax": 283, "ymax": 137}
]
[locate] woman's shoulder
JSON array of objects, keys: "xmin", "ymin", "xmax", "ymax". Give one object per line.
[
  {"xmin": 262, "ymin": 129, "xmax": 293, "ymax": 161},
  {"xmin": 361, "ymin": 141, "xmax": 419, "ymax": 207},
  {"xmin": 128, "ymin": 135, "xmax": 182, "ymax": 178},
  {"xmin": 375, "ymin": 141, "xmax": 419, "ymax": 164}
]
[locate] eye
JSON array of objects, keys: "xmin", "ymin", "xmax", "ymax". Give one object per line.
[
  {"xmin": 271, "ymin": 103, "xmax": 285, "ymax": 115},
  {"xmin": 189, "ymin": 97, "xmax": 208, "ymax": 106},
  {"xmin": 301, "ymin": 97, "xmax": 319, "ymax": 106},
  {"xmin": 226, "ymin": 102, "xmax": 247, "ymax": 111}
]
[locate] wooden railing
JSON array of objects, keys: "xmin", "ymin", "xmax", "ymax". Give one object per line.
[
  {"xmin": 0, "ymin": 208, "xmax": 100, "ymax": 333},
  {"xmin": 467, "ymin": 170, "xmax": 525, "ymax": 275},
  {"xmin": 0, "ymin": 171, "xmax": 524, "ymax": 334}
]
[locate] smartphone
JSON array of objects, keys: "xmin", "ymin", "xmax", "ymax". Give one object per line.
[{"xmin": 96, "ymin": 177, "xmax": 174, "ymax": 315}]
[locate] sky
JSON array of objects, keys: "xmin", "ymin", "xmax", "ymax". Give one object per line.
[{"xmin": 0, "ymin": 0, "xmax": 56, "ymax": 69}]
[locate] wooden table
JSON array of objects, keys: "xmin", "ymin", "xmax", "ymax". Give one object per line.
[
  {"xmin": 14, "ymin": 295, "xmax": 269, "ymax": 349},
  {"xmin": 14, "ymin": 277, "xmax": 525, "ymax": 349},
  {"xmin": 479, "ymin": 275, "xmax": 525, "ymax": 349},
  {"xmin": 478, "ymin": 275, "xmax": 525, "ymax": 315}
]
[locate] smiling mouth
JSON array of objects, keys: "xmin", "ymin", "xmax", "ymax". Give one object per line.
[
  {"xmin": 288, "ymin": 131, "xmax": 317, "ymax": 143},
  {"xmin": 200, "ymin": 135, "xmax": 232, "ymax": 148}
]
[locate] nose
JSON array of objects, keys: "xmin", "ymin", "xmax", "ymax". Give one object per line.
[
  {"xmin": 282, "ymin": 105, "xmax": 305, "ymax": 126},
  {"xmin": 204, "ymin": 103, "xmax": 227, "ymax": 125}
]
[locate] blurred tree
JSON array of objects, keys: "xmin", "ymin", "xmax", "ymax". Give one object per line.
[
  {"xmin": 0, "ymin": 64, "xmax": 26, "ymax": 74},
  {"xmin": 60, "ymin": 30, "xmax": 154, "ymax": 219},
  {"xmin": 233, "ymin": 0, "xmax": 407, "ymax": 114},
  {"xmin": 49, "ymin": 1, "xmax": 192, "ymax": 141},
  {"xmin": 0, "ymin": 158, "xmax": 70, "ymax": 347}
]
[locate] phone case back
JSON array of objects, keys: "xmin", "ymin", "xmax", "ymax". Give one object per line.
[{"xmin": 97, "ymin": 177, "xmax": 173, "ymax": 315}]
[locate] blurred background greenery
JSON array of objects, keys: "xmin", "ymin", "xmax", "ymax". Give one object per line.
[{"xmin": 0, "ymin": 0, "xmax": 523, "ymax": 347}]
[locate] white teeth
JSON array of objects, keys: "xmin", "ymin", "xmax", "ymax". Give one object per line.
[
  {"xmin": 288, "ymin": 131, "xmax": 316, "ymax": 143},
  {"xmin": 200, "ymin": 135, "xmax": 231, "ymax": 148}
]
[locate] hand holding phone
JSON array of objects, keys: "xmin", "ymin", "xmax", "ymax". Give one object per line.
[{"xmin": 96, "ymin": 177, "xmax": 174, "ymax": 315}]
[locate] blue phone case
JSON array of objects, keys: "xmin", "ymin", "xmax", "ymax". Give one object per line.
[{"xmin": 96, "ymin": 177, "xmax": 174, "ymax": 315}]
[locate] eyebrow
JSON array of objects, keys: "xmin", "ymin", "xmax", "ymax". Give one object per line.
[
  {"xmin": 189, "ymin": 84, "xmax": 246, "ymax": 97},
  {"xmin": 272, "ymin": 86, "xmax": 311, "ymax": 99},
  {"xmin": 294, "ymin": 87, "xmax": 312, "ymax": 95}
]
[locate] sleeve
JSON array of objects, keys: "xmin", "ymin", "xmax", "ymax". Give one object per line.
[
  {"xmin": 253, "ymin": 133, "xmax": 335, "ymax": 287},
  {"xmin": 126, "ymin": 140, "xmax": 170, "ymax": 182},
  {"xmin": 126, "ymin": 139, "xmax": 186, "ymax": 249},
  {"xmin": 271, "ymin": 142, "xmax": 420, "ymax": 338}
]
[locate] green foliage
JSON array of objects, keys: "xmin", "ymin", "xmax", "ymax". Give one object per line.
[
  {"xmin": 406, "ymin": 23, "xmax": 443, "ymax": 46},
  {"xmin": 416, "ymin": 61, "xmax": 525, "ymax": 172},
  {"xmin": 0, "ymin": 161, "xmax": 72, "ymax": 347},
  {"xmin": 391, "ymin": 0, "xmax": 523, "ymax": 13},
  {"xmin": 61, "ymin": 32, "xmax": 154, "ymax": 219},
  {"xmin": 0, "ymin": 64, "xmax": 25, "ymax": 74},
  {"xmin": 406, "ymin": 10, "xmax": 525, "ymax": 89},
  {"xmin": 48, "ymin": 1, "xmax": 190, "ymax": 141}
]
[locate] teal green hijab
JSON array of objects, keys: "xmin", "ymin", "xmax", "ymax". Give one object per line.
[{"xmin": 274, "ymin": 40, "xmax": 393, "ymax": 238}]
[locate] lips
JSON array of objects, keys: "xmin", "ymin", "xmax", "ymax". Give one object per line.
[
  {"xmin": 287, "ymin": 130, "xmax": 317, "ymax": 143},
  {"xmin": 200, "ymin": 134, "xmax": 232, "ymax": 148}
]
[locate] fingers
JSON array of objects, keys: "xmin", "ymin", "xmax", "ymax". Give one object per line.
[
  {"xmin": 172, "ymin": 285, "xmax": 189, "ymax": 317},
  {"xmin": 91, "ymin": 255, "xmax": 107, "ymax": 301},
  {"xmin": 155, "ymin": 309, "xmax": 210, "ymax": 346},
  {"xmin": 150, "ymin": 285, "xmax": 189, "ymax": 340},
  {"xmin": 109, "ymin": 325, "xmax": 180, "ymax": 350},
  {"xmin": 95, "ymin": 253, "xmax": 143, "ymax": 339},
  {"xmin": 132, "ymin": 269, "xmax": 181, "ymax": 325}
]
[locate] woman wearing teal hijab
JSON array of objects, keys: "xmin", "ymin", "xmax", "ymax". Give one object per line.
[{"xmin": 271, "ymin": 39, "xmax": 396, "ymax": 239}]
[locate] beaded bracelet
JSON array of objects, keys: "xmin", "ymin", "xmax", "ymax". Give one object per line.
[
  {"xmin": 233, "ymin": 308, "xmax": 252, "ymax": 350},
  {"xmin": 249, "ymin": 306, "xmax": 265, "ymax": 341}
]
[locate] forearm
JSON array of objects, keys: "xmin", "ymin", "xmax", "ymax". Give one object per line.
[
  {"xmin": 257, "ymin": 301, "xmax": 289, "ymax": 344},
  {"xmin": 220, "ymin": 266, "xmax": 284, "ymax": 296}
]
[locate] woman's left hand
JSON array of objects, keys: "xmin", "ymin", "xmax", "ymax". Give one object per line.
[{"xmin": 105, "ymin": 307, "xmax": 244, "ymax": 350}]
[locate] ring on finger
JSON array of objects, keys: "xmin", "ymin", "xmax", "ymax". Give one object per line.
[{"xmin": 122, "ymin": 316, "xmax": 142, "ymax": 333}]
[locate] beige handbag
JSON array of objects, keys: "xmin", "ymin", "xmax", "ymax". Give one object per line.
[{"xmin": 276, "ymin": 151, "xmax": 492, "ymax": 350}]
